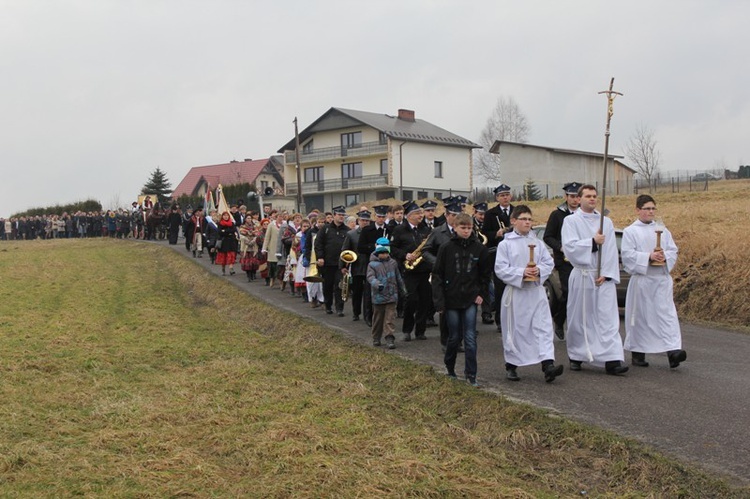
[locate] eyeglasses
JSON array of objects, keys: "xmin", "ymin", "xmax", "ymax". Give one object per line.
[
  {"xmin": 516, "ymin": 217, "xmax": 533, "ymax": 222},
  {"xmin": 639, "ymin": 207, "xmax": 657, "ymax": 211}
]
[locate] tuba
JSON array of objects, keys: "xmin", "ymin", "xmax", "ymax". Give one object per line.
[{"xmin": 339, "ymin": 250, "xmax": 358, "ymax": 301}]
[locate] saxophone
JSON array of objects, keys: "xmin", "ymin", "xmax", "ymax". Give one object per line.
[{"xmin": 404, "ymin": 236, "xmax": 429, "ymax": 271}]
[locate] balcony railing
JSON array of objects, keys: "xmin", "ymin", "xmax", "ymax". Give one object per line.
[
  {"xmin": 286, "ymin": 174, "xmax": 389, "ymax": 195},
  {"xmin": 285, "ymin": 140, "xmax": 388, "ymax": 164}
]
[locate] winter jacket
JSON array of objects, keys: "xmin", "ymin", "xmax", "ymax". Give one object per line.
[
  {"xmin": 431, "ymin": 233, "xmax": 492, "ymax": 311},
  {"xmin": 366, "ymin": 253, "xmax": 406, "ymax": 305}
]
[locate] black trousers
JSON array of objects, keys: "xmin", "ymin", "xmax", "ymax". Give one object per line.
[
  {"xmin": 402, "ymin": 271, "xmax": 431, "ymax": 336},
  {"xmin": 363, "ymin": 280, "xmax": 373, "ymax": 323},
  {"xmin": 322, "ymin": 266, "xmax": 344, "ymax": 313},
  {"xmin": 493, "ymin": 274, "xmax": 507, "ymax": 327},
  {"xmin": 349, "ymin": 275, "xmax": 365, "ymax": 317}
]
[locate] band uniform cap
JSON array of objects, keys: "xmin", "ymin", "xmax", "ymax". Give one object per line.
[
  {"xmin": 372, "ymin": 205, "xmax": 389, "ymax": 217},
  {"xmin": 420, "ymin": 200, "xmax": 438, "ymax": 210},
  {"xmin": 563, "ymin": 181, "xmax": 583, "ymax": 194},
  {"xmin": 376, "ymin": 237, "xmax": 390, "ymax": 247},
  {"xmin": 441, "ymin": 195, "xmax": 457, "ymax": 205},
  {"xmin": 332, "ymin": 205, "xmax": 347, "ymax": 215},
  {"xmin": 472, "ymin": 202, "xmax": 488, "ymax": 213},
  {"xmin": 455, "ymin": 195, "xmax": 469, "ymax": 205},
  {"xmin": 493, "ymin": 184, "xmax": 511, "ymax": 194},
  {"xmin": 356, "ymin": 210, "xmax": 372, "ymax": 220},
  {"xmin": 445, "ymin": 202, "xmax": 463, "ymax": 215},
  {"xmin": 403, "ymin": 201, "xmax": 421, "ymax": 215}
]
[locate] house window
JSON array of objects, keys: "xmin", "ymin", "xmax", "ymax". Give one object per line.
[
  {"xmin": 345, "ymin": 193, "xmax": 360, "ymax": 206},
  {"xmin": 379, "ymin": 132, "xmax": 387, "ymax": 145},
  {"xmin": 434, "ymin": 161, "xmax": 443, "ymax": 178},
  {"xmin": 304, "ymin": 166, "xmax": 323, "ymax": 183},
  {"xmin": 302, "ymin": 140, "xmax": 313, "ymax": 154},
  {"xmin": 341, "ymin": 131, "xmax": 362, "ymax": 150},
  {"xmin": 261, "ymin": 181, "xmax": 269, "ymax": 191},
  {"xmin": 403, "ymin": 190, "xmax": 413, "ymax": 201},
  {"xmin": 380, "ymin": 159, "xmax": 388, "ymax": 175},
  {"xmin": 341, "ymin": 162, "xmax": 363, "ymax": 179},
  {"xmin": 434, "ymin": 192, "xmax": 442, "ymax": 200},
  {"xmin": 417, "ymin": 191, "xmax": 428, "ymax": 200}
]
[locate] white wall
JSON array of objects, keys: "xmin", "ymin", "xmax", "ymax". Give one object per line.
[{"xmin": 391, "ymin": 142, "xmax": 472, "ymax": 192}]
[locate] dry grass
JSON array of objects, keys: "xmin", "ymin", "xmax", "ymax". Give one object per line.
[{"xmin": 0, "ymin": 239, "xmax": 746, "ymax": 497}]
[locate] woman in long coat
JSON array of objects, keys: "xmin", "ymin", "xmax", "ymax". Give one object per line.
[{"xmin": 216, "ymin": 211, "xmax": 239, "ymax": 275}]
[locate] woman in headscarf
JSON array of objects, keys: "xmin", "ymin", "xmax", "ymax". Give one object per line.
[
  {"xmin": 239, "ymin": 218, "xmax": 260, "ymax": 282},
  {"xmin": 216, "ymin": 211, "xmax": 239, "ymax": 275}
]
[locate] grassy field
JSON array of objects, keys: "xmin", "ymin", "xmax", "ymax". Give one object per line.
[{"xmin": 1, "ymin": 240, "xmax": 747, "ymax": 497}]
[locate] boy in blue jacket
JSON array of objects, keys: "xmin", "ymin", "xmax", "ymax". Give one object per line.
[{"xmin": 367, "ymin": 237, "xmax": 406, "ymax": 349}]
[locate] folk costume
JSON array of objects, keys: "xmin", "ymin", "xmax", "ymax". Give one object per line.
[
  {"xmin": 216, "ymin": 213, "xmax": 238, "ymax": 272},
  {"xmin": 239, "ymin": 220, "xmax": 260, "ymax": 281},
  {"xmin": 561, "ymin": 209, "xmax": 624, "ymax": 370},
  {"xmin": 621, "ymin": 220, "xmax": 685, "ymax": 366},
  {"xmin": 495, "ymin": 229, "xmax": 562, "ymax": 381}
]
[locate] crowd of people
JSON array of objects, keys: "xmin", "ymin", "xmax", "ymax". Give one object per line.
[
  {"xmin": 3, "ymin": 186, "xmax": 685, "ymax": 387},
  {"xmin": 177, "ymin": 182, "xmax": 685, "ymax": 387}
]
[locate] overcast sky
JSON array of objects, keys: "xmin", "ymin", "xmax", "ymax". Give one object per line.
[{"xmin": 2, "ymin": 1, "xmax": 748, "ymax": 216}]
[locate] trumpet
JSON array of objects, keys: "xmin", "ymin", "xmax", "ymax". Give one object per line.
[{"xmin": 339, "ymin": 250, "xmax": 358, "ymax": 301}]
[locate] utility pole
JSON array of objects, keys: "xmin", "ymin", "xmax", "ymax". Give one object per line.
[{"xmin": 293, "ymin": 117, "xmax": 305, "ymax": 215}]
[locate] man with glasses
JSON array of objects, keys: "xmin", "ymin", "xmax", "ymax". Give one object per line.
[
  {"xmin": 495, "ymin": 205, "xmax": 564, "ymax": 383},
  {"xmin": 621, "ymin": 195, "xmax": 686, "ymax": 369},
  {"xmin": 543, "ymin": 182, "xmax": 582, "ymax": 340},
  {"xmin": 562, "ymin": 184, "xmax": 628, "ymax": 376}
]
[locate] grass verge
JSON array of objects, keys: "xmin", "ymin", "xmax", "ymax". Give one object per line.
[{"xmin": 0, "ymin": 239, "xmax": 746, "ymax": 497}]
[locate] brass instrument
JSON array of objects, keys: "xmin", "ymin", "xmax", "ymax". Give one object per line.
[
  {"xmin": 474, "ymin": 220, "xmax": 488, "ymax": 245},
  {"xmin": 303, "ymin": 240, "xmax": 324, "ymax": 282},
  {"xmin": 404, "ymin": 236, "xmax": 429, "ymax": 271},
  {"xmin": 339, "ymin": 250, "xmax": 358, "ymax": 300}
]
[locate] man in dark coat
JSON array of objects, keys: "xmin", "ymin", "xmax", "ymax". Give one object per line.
[
  {"xmin": 389, "ymin": 201, "xmax": 432, "ymax": 341},
  {"xmin": 339, "ymin": 210, "xmax": 371, "ymax": 322},
  {"xmin": 482, "ymin": 184, "xmax": 514, "ymax": 331},
  {"xmin": 543, "ymin": 181, "xmax": 581, "ymax": 340},
  {"xmin": 315, "ymin": 205, "xmax": 350, "ymax": 316}
]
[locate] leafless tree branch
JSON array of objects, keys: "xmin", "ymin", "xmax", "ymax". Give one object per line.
[
  {"xmin": 474, "ymin": 96, "xmax": 531, "ymax": 184},
  {"xmin": 624, "ymin": 123, "xmax": 661, "ymax": 192}
]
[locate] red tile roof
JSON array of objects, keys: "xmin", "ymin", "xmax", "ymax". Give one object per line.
[{"xmin": 172, "ymin": 159, "xmax": 271, "ymax": 197}]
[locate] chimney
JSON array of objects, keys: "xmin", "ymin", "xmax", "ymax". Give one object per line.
[
  {"xmin": 244, "ymin": 158, "xmax": 252, "ymax": 162},
  {"xmin": 397, "ymin": 109, "xmax": 415, "ymax": 122}
]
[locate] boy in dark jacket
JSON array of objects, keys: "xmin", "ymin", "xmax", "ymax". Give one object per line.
[
  {"xmin": 432, "ymin": 213, "xmax": 492, "ymax": 386},
  {"xmin": 366, "ymin": 238, "xmax": 406, "ymax": 349}
]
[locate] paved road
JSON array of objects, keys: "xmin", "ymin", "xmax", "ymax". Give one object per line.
[{"xmin": 165, "ymin": 242, "xmax": 749, "ymax": 485}]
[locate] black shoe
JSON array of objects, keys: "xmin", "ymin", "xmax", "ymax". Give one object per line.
[
  {"xmin": 415, "ymin": 334, "xmax": 427, "ymax": 340},
  {"xmin": 632, "ymin": 352, "xmax": 649, "ymax": 367},
  {"xmin": 446, "ymin": 370, "xmax": 457, "ymax": 379},
  {"xmin": 554, "ymin": 323, "xmax": 565, "ymax": 341},
  {"xmin": 605, "ymin": 362, "xmax": 629, "ymax": 376},
  {"xmin": 569, "ymin": 360, "xmax": 582, "ymax": 371},
  {"xmin": 668, "ymin": 349, "xmax": 687, "ymax": 368},
  {"xmin": 325, "ymin": 309, "xmax": 333, "ymax": 315},
  {"xmin": 506, "ymin": 369, "xmax": 520, "ymax": 381},
  {"xmin": 426, "ymin": 319, "xmax": 438, "ymax": 328},
  {"xmin": 544, "ymin": 364, "xmax": 564, "ymax": 383},
  {"xmin": 403, "ymin": 332, "xmax": 412, "ymax": 342},
  {"xmin": 386, "ymin": 336, "xmax": 395, "ymax": 349},
  {"xmin": 373, "ymin": 339, "xmax": 381, "ymax": 347},
  {"xmin": 481, "ymin": 314, "xmax": 494, "ymax": 325},
  {"xmin": 364, "ymin": 318, "xmax": 372, "ymax": 327},
  {"xmin": 337, "ymin": 312, "xmax": 345, "ymax": 317},
  {"xmin": 467, "ymin": 376, "xmax": 480, "ymax": 387},
  {"xmin": 352, "ymin": 315, "xmax": 360, "ymax": 322}
]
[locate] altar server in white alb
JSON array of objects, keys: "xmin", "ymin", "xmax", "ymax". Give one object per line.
[
  {"xmin": 561, "ymin": 184, "xmax": 628, "ymax": 375},
  {"xmin": 495, "ymin": 205, "xmax": 564, "ymax": 383},
  {"xmin": 621, "ymin": 194, "xmax": 686, "ymax": 369}
]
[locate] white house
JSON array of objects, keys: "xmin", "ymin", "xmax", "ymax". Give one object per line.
[
  {"xmin": 488, "ymin": 140, "xmax": 636, "ymax": 197},
  {"xmin": 277, "ymin": 107, "xmax": 481, "ymax": 212}
]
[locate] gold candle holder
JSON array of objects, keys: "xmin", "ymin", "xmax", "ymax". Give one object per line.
[
  {"xmin": 523, "ymin": 244, "xmax": 539, "ymax": 282},
  {"xmin": 651, "ymin": 230, "xmax": 665, "ymax": 266}
]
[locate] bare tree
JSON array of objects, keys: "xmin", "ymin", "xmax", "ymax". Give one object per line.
[
  {"xmin": 624, "ymin": 123, "xmax": 661, "ymax": 192},
  {"xmin": 474, "ymin": 96, "xmax": 531, "ymax": 184}
]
